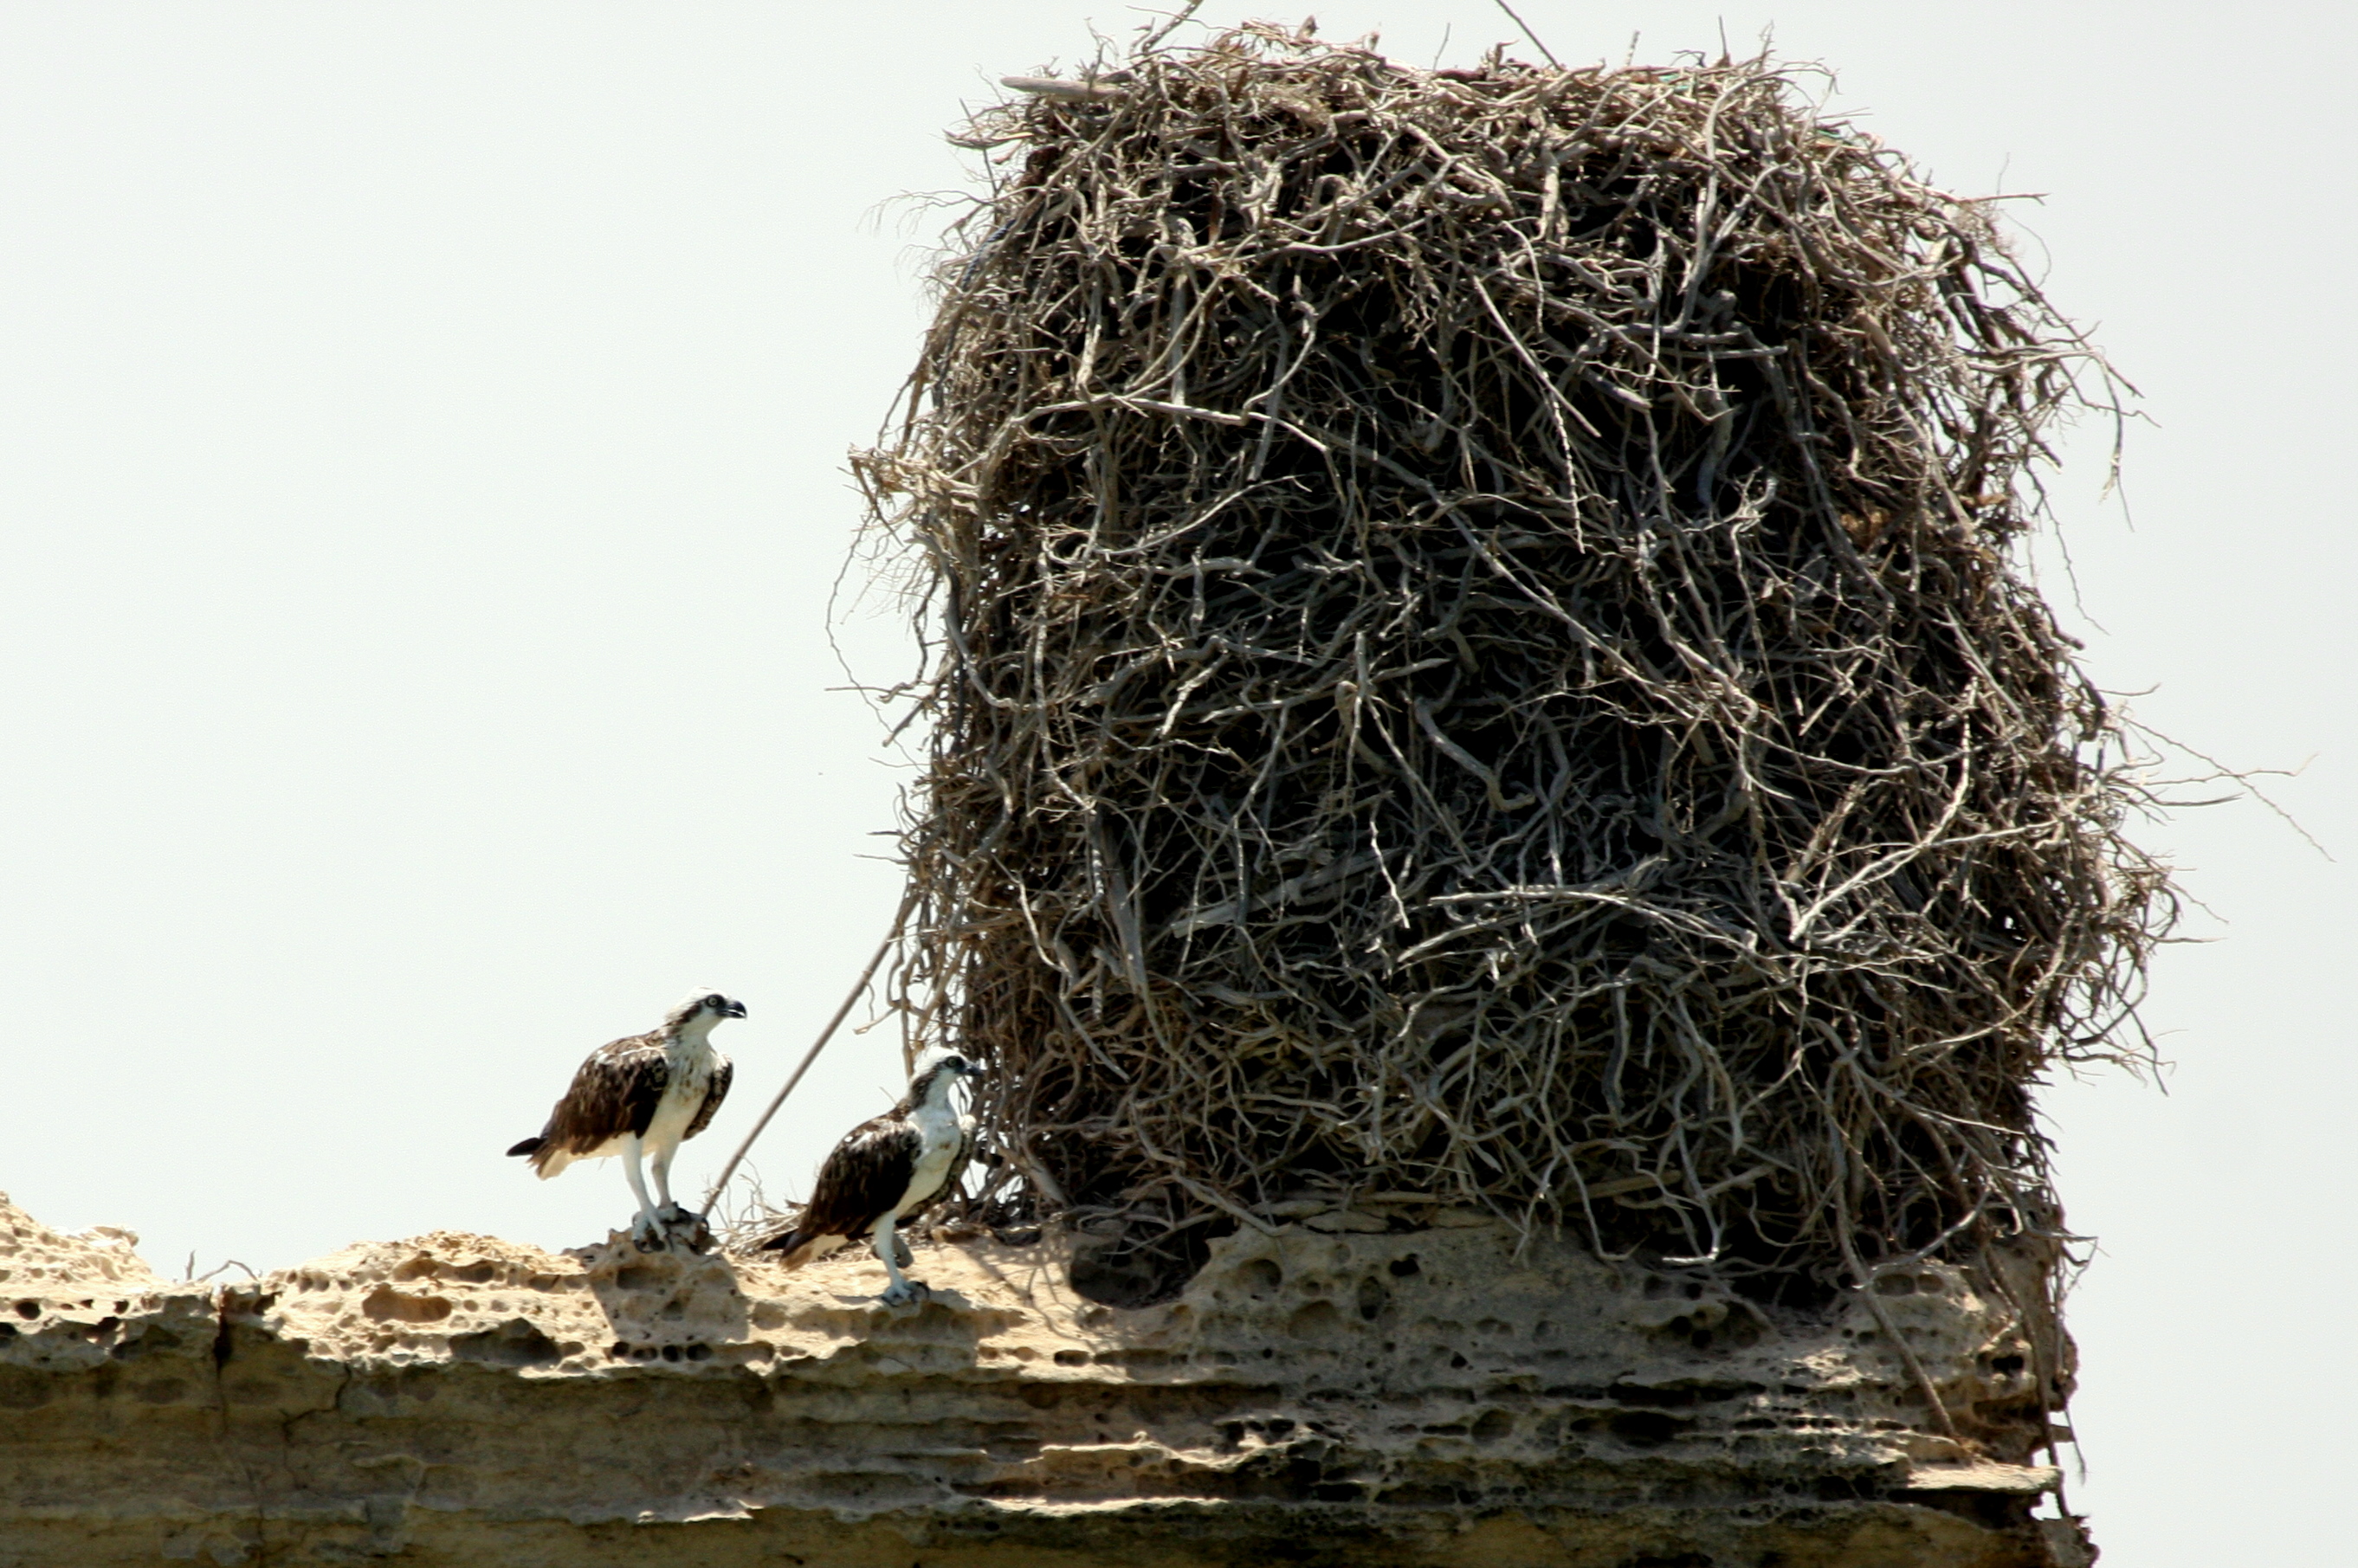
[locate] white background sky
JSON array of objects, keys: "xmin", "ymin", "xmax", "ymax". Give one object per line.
[{"xmin": 1, "ymin": 4, "xmax": 2348, "ymax": 1561}]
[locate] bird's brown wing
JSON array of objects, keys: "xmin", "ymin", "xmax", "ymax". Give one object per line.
[
  {"xmin": 535, "ymin": 1033, "xmax": 669, "ymax": 1155},
  {"xmin": 684, "ymin": 1055, "xmax": 733, "ymax": 1140},
  {"xmin": 759, "ymin": 1113, "xmax": 918, "ymax": 1250}
]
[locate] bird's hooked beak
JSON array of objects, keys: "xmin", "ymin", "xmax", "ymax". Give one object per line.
[{"xmin": 720, "ymin": 998, "xmax": 748, "ymax": 1019}]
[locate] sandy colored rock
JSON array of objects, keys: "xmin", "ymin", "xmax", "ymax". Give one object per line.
[{"xmin": 0, "ymin": 1191, "xmax": 2087, "ymax": 1565}]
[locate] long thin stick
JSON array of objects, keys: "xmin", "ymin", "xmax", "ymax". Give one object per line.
[
  {"xmin": 701, "ymin": 890, "xmax": 917, "ymax": 1210},
  {"xmin": 1491, "ymin": 0, "xmax": 1563, "ymax": 68}
]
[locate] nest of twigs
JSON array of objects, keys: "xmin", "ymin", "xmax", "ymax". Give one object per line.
[{"xmin": 857, "ymin": 28, "xmax": 2170, "ymax": 1305}]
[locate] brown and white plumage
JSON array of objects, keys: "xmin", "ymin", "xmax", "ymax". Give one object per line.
[
  {"xmin": 507, "ymin": 990, "xmax": 743, "ymax": 1248},
  {"xmin": 759, "ymin": 1054, "xmax": 974, "ymax": 1304}
]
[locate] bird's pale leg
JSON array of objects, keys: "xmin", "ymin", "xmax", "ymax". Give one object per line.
[
  {"xmin": 872, "ymin": 1213, "xmax": 922, "ymax": 1306},
  {"xmin": 649, "ymin": 1141, "xmax": 683, "ymax": 1224},
  {"xmin": 619, "ymin": 1136, "xmax": 664, "ymax": 1249}
]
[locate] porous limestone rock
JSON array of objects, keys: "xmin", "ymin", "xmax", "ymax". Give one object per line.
[{"xmin": 0, "ymin": 1191, "xmax": 2090, "ymax": 1565}]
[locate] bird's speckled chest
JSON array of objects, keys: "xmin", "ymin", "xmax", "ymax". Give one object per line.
[
  {"xmin": 895, "ymin": 1100, "xmax": 966, "ymax": 1215},
  {"xmin": 643, "ymin": 1041, "xmax": 718, "ymax": 1152}
]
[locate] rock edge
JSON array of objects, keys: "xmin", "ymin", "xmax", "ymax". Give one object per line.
[{"xmin": 0, "ymin": 1191, "xmax": 2090, "ymax": 1566}]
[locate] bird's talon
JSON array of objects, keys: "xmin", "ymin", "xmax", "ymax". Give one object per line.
[{"xmin": 880, "ymin": 1281, "xmax": 928, "ymax": 1308}]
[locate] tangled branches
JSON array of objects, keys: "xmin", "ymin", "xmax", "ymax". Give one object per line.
[{"xmin": 859, "ymin": 31, "xmax": 2171, "ymax": 1300}]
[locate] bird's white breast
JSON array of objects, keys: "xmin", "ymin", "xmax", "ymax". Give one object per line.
[
  {"xmin": 642, "ymin": 1042, "xmax": 717, "ymax": 1156},
  {"xmin": 892, "ymin": 1100, "xmax": 965, "ymax": 1218}
]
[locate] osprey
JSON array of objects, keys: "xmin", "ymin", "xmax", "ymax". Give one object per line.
[
  {"xmin": 507, "ymin": 990, "xmax": 743, "ymax": 1249},
  {"xmin": 759, "ymin": 1054, "xmax": 975, "ymax": 1305}
]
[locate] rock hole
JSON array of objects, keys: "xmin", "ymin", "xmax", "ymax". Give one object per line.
[
  {"xmin": 451, "ymin": 1320, "xmax": 560, "ymax": 1367},
  {"xmin": 1288, "ymin": 1300, "xmax": 1345, "ymax": 1343},
  {"xmin": 12, "ymin": 1302, "xmax": 36, "ymax": 1320},
  {"xmin": 614, "ymin": 1267, "xmax": 659, "ymax": 1292},
  {"xmin": 660, "ymin": 1344, "xmax": 682, "ymax": 1363},
  {"xmin": 1067, "ymin": 1219, "xmax": 1223, "ymax": 1308},
  {"xmin": 1990, "ymin": 1354, "xmax": 2026, "ymax": 1376},
  {"xmin": 1874, "ymin": 1274, "xmax": 1915, "ymax": 1296},
  {"xmin": 1355, "ymin": 1276, "xmax": 1389, "ymax": 1321},
  {"xmin": 360, "ymin": 1287, "xmax": 453, "ymax": 1324},
  {"xmin": 1388, "ymin": 1255, "xmax": 1422, "ymax": 1278},
  {"xmin": 1609, "ymin": 1409, "xmax": 1686, "ymax": 1447},
  {"xmin": 1239, "ymin": 1258, "xmax": 1284, "ymax": 1299},
  {"xmin": 1053, "ymin": 1349, "xmax": 1089, "ymax": 1366},
  {"xmin": 1470, "ymin": 1409, "xmax": 1513, "ymax": 1444}
]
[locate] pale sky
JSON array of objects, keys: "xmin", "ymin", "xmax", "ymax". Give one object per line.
[{"xmin": 2, "ymin": 4, "xmax": 2348, "ymax": 1563}]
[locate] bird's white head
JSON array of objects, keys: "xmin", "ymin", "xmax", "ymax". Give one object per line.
[
  {"xmin": 667, "ymin": 990, "xmax": 748, "ymax": 1035},
  {"xmin": 908, "ymin": 1052, "xmax": 973, "ymax": 1108}
]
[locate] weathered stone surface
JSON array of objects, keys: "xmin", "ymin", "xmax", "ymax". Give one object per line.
[{"xmin": 0, "ymin": 1192, "xmax": 2089, "ymax": 1565}]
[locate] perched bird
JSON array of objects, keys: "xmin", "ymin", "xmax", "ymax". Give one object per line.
[
  {"xmin": 759, "ymin": 1054, "xmax": 975, "ymax": 1305},
  {"xmin": 507, "ymin": 990, "xmax": 743, "ymax": 1249}
]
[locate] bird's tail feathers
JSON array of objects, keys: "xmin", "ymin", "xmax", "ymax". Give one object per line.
[
  {"xmin": 505, "ymin": 1137, "xmax": 571, "ymax": 1180},
  {"xmin": 758, "ymin": 1229, "xmax": 849, "ymax": 1269}
]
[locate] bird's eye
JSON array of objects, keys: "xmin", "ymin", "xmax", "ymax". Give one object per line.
[{"xmin": 703, "ymin": 994, "xmax": 726, "ymax": 1010}]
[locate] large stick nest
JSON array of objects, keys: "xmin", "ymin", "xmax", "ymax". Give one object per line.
[{"xmin": 859, "ymin": 29, "xmax": 2171, "ymax": 1300}]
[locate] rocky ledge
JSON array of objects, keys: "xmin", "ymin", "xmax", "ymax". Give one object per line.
[{"xmin": 0, "ymin": 1191, "xmax": 2090, "ymax": 1565}]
